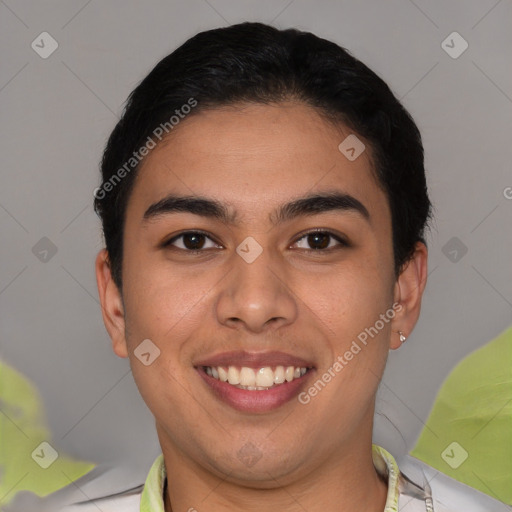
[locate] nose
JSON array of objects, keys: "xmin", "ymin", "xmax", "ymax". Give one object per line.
[{"xmin": 215, "ymin": 245, "xmax": 298, "ymax": 334}]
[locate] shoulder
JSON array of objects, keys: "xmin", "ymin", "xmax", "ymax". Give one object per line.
[
  {"xmin": 397, "ymin": 454, "xmax": 511, "ymax": 512},
  {"xmin": 6, "ymin": 451, "xmax": 509, "ymax": 512},
  {"xmin": 3, "ymin": 463, "xmax": 146, "ymax": 512},
  {"xmin": 374, "ymin": 444, "xmax": 508, "ymax": 512},
  {"xmin": 55, "ymin": 491, "xmax": 142, "ymax": 512}
]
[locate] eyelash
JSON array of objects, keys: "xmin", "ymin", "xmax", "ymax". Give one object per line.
[{"xmin": 162, "ymin": 229, "xmax": 349, "ymax": 254}]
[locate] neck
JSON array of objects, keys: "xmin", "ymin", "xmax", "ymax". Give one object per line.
[
  {"xmin": 158, "ymin": 419, "xmax": 389, "ymax": 512},
  {"xmin": 163, "ymin": 449, "xmax": 387, "ymax": 512}
]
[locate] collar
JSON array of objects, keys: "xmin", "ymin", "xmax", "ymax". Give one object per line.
[{"xmin": 140, "ymin": 444, "xmax": 403, "ymax": 512}]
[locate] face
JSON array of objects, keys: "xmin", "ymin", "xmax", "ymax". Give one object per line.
[{"xmin": 96, "ymin": 101, "xmax": 426, "ymax": 487}]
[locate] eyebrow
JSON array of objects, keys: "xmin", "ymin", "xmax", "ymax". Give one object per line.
[{"xmin": 142, "ymin": 191, "xmax": 370, "ymax": 226}]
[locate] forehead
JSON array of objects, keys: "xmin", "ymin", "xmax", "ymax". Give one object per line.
[{"xmin": 127, "ymin": 102, "xmax": 388, "ymax": 225}]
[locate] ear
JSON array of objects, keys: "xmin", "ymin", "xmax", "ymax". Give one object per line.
[
  {"xmin": 95, "ymin": 249, "xmax": 128, "ymax": 358},
  {"xmin": 390, "ymin": 241, "xmax": 428, "ymax": 349}
]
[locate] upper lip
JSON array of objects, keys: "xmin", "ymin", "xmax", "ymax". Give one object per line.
[{"xmin": 194, "ymin": 350, "xmax": 315, "ymax": 369}]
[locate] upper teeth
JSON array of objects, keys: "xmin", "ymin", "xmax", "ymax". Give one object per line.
[{"xmin": 204, "ymin": 365, "xmax": 308, "ymax": 389}]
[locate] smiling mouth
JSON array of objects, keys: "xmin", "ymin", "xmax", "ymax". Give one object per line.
[{"xmin": 201, "ymin": 365, "xmax": 312, "ymax": 390}]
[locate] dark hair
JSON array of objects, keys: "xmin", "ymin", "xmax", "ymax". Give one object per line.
[{"xmin": 94, "ymin": 21, "xmax": 431, "ymax": 292}]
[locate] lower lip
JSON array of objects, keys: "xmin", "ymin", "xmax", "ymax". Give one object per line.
[{"xmin": 196, "ymin": 368, "xmax": 314, "ymax": 413}]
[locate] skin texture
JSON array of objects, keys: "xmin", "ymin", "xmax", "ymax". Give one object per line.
[{"xmin": 96, "ymin": 101, "xmax": 428, "ymax": 512}]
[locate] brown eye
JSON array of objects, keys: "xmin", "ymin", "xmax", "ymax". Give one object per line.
[
  {"xmin": 164, "ymin": 231, "xmax": 220, "ymax": 251},
  {"xmin": 306, "ymin": 232, "xmax": 330, "ymax": 249},
  {"xmin": 293, "ymin": 230, "xmax": 348, "ymax": 251},
  {"xmin": 181, "ymin": 233, "xmax": 206, "ymax": 250}
]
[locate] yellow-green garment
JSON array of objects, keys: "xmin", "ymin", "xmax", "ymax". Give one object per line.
[
  {"xmin": 0, "ymin": 359, "xmax": 95, "ymax": 507},
  {"xmin": 410, "ymin": 325, "xmax": 512, "ymax": 504}
]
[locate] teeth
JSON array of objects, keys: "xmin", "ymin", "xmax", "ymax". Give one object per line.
[
  {"xmin": 274, "ymin": 366, "xmax": 285, "ymax": 384},
  {"xmin": 240, "ymin": 367, "xmax": 256, "ymax": 386},
  {"xmin": 227, "ymin": 366, "xmax": 240, "ymax": 385},
  {"xmin": 205, "ymin": 365, "xmax": 309, "ymax": 389},
  {"xmin": 256, "ymin": 367, "xmax": 274, "ymax": 387}
]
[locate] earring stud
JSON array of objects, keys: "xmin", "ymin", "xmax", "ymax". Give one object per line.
[{"xmin": 399, "ymin": 331, "xmax": 406, "ymax": 343}]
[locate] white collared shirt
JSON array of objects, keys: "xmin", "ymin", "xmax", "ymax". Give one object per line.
[{"xmin": 6, "ymin": 444, "xmax": 509, "ymax": 512}]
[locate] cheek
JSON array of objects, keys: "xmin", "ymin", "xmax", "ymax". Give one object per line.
[
  {"xmin": 122, "ymin": 247, "xmax": 196, "ymax": 333},
  {"xmin": 304, "ymin": 267, "xmax": 393, "ymax": 409},
  {"xmin": 121, "ymin": 262, "xmax": 222, "ymax": 383},
  {"xmin": 130, "ymin": 359, "xmax": 182, "ymax": 431},
  {"xmin": 302, "ymin": 259, "xmax": 393, "ymax": 334},
  {"xmin": 123, "ymin": 284, "xmax": 198, "ymax": 348},
  {"xmin": 122, "ymin": 273, "xmax": 198, "ymax": 415}
]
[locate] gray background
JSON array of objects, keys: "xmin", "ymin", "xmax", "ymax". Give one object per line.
[{"xmin": 1, "ymin": 0, "xmax": 511, "ymax": 483}]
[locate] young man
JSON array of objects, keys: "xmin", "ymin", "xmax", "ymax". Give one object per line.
[{"xmin": 30, "ymin": 21, "xmax": 507, "ymax": 512}]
